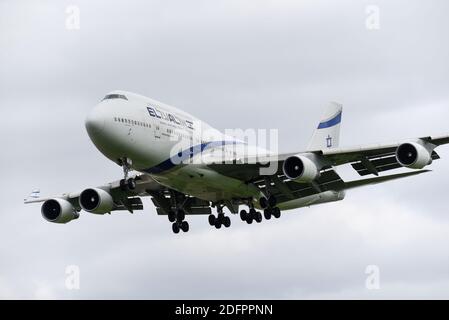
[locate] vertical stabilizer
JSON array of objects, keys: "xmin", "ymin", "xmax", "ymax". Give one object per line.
[{"xmin": 307, "ymin": 102, "xmax": 343, "ymax": 150}]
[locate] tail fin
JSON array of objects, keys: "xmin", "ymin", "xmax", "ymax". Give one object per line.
[{"xmin": 307, "ymin": 102, "xmax": 343, "ymax": 150}]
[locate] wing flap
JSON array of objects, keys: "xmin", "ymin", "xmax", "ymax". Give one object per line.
[{"xmin": 342, "ymin": 170, "xmax": 431, "ymax": 190}]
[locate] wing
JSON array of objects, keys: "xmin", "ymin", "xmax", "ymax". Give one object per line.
[
  {"xmin": 317, "ymin": 134, "xmax": 449, "ymax": 171},
  {"xmin": 25, "ymin": 173, "xmax": 212, "ymax": 217},
  {"xmin": 230, "ymin": 134, "xmax": 449, "ymax": 178},
  {"xmin": 24, "ymin": 174, "xmax": 160, "ymax": 213},
  {"xmin": 208, "ymin": 134, "xmax": 448, "ymax": 205}
]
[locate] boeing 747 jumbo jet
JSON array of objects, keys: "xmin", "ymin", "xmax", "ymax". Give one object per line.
[{"xmin": 25, "ymin": 91, "xmax": 449, "ymax": 233}]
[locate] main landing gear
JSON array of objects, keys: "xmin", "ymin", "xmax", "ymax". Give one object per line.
[
  {"xmin": 208, "ymin": 204, "xmax": 231, "ymax": 229},
  {"xmin": 168, "ymin": 209, "xmax": 190, "ymax": 234},
  {"xmin": 167, "ymin": 191, "xmax": 190, "ymax": 234},
  {"xmin": 261, "ymin": 195, "xmax": 281, "ymax": 220},
  {"xmin": 240, "ymin": 196, "xmax": 281, "ymax": 224},
  {"xmin": 239, "ymin": 207, "xmax": 262, "ymax": 224},
  {"xmin": 119, "ymin": 157, "xmax": 136, "ymax": 191}
]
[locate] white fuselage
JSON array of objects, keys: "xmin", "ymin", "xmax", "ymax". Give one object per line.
[{"xmin": 85, "ymin": 91, "xmax": 265, "ymax": 202}]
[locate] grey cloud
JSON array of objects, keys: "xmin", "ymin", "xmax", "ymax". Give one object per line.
[{"xmin": 1, "ymin": 0, "xmax": 449, "ymax": 299}]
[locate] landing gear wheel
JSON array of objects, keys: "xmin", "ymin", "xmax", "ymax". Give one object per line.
[
  {"xmin": 208, "ymin": 214, "xmax": 216, "ymax": 226},
  {"xmin": 172, "ymin": 223, "xmax": 180, "ymax": 234},
  {"xmin": 176, "ymin": 209, "xmax": 185, "ymax": 222},
  {"xmin": 268, "ymin": 195, "xmax": 277, "ymax": 208},
  {"xmin": 273, "ymin": 207, "xmax": 281, "ymax": 219},
  {"xmin": 246, "ymin": 216, "xmax": 253, "ymax": 224},
  {"xmin": 127, "ymin": 178, "xmax": 136, "ymax": 190},
  {"xmin": 240, "ymin": 210, "xmax": 248, "ymax": 221},
  {"xmin": 168, "ymin": 211, "xmax": 176, "ymax": 223},
  {"xmin": 264, "ymin": 209, "xmax": 272, "ymax": 220},
  {"xmin": 181, "ymin": 221, "xmax": 189, "ymax": 233},
  {"xmin": 119, "ymin": 179, "xmax": 127, "ymax": 191},
  {"xmin": 215, "ymin": 220, "xmax": 222, "ymax": 229},
  {"xmin": 255, "ymin": 212, "xmax": 263, "ymax": 223},
  {"xmin": 223, "ymin": 216, "xmax": 231, "ymax": 228},
  {"xmin": 259, "ymin": 197, "xmax": 268, "ymax": 209}
]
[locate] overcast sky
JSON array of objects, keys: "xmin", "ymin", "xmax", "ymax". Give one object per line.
[{"xmin": 1, "ymin": 0, "xmax": 449, "ymax": 299}]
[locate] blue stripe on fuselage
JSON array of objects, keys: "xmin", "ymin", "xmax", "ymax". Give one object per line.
[
  {"xmin": 317, "ymin": 112, "xmax": 342, "ymax": 129},
  {"xmin": 144, "ymin": 140, "xmax": 241, "ymax": 174}
]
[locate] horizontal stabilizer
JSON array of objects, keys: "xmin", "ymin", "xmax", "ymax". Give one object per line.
[{"xmin": 342, "ymin": 170, "xmax": 431, "ymax": 190}]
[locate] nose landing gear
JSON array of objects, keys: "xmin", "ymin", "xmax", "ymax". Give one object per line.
[{"xmin": 118, "ymin": 157, "xmax": 136, "ymax": 191}]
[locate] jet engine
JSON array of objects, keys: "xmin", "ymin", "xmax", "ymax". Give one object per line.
[
  {"xmin": 282, "ymin": 155, "xmax": 319, "ymax": 183},
  {"xmin": 41, "ymin": 199, "xmax": 79, "ymax": 224},
  {"xmin": 396, "ymin": 142, "xmax": 432, "ymax": 169},
  {"xmin": 79, "ymin": 188, "xmax": 114, "ymax": 214}
]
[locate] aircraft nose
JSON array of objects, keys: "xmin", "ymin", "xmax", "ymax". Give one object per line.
[{"xmin": 85, "ymin": 106, "xmax": 105, "ymax": 135}]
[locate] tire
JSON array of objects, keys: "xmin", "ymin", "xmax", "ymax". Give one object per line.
[
  {"xmin": 273, "ymin": 207, "xmax": 281, "ymax": 219},
  {"xmin": 119, "ymin": 179, "xmax": 127, "ymax": 191},
  {"xmin": 176, "ymin": 209, "xmax": 185, "ymax": 221},
  {"xmin": 223, "ymin": 216, "xmax": 231, "ymax": 228},
  {"xmin": 215, "ymin": 220, "xmax": 222, "ymax": 229},
  {"xmin": 168, "ymin": 211, "xmax": 176, "ymax": 223},
  {"xmin": 264, "ymin": 209, "xmax": 272, "ymax": 220},
  {"xmin": 259, "ymin": 197, "xmax": 268, "ymax": 209},
  {"xmin": 268, "ymin": 195, "xmax": 277, "ymax": 208},
  {"xmin": 246, "ymin": 216, "xmax": 253, "ymax": 224},
  {"xmin": 217, "ymin": 213, "xmax": 224, "ymax": 224},
  {"xmin": 208, "ymin": 214, "xmax": 216, "ymax": 226},
  {"xmin": 255, "ymin": 212, "xmax": 263, "ymax": 223},
  {"xmin": 181, "ymin": 221, "xmax": 189, "ymax": 232},
  {"xmin": 127, "ymin": 178, "xmax": 136, "ymax": 190},
  {"xmin": 240, "ymin": 210, "xmax": 248, "ymax": 221},
  {"xmin": 172, "ymin": 223, "xmax": 180, "ymax": 234}
]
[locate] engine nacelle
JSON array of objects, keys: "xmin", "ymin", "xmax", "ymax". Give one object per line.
[
  {"xmin": 41, "ymin": 198, "xmax": 79, "ymax": 224},
  {"xmin": 396, "ymin": 142, "xmax": 432, "ymax": 169},
  {"xmin": 79, "ymin": 188, "xmax": 114, "ymax": 214},
  {"xmin": 282, "ymin": 155, "xmax": 319, "ymax": 183}
]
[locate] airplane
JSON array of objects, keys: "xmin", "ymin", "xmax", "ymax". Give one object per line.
[{"xmin": 25, "ymin": 91, "xmax": 449, "ymax": 234}]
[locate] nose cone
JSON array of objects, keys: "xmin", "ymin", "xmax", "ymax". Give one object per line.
[{"xmin": 85, "ymin": 105, "xmax": 105, "ymax": 136}]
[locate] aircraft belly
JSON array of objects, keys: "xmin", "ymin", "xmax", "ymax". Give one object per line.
[{"xmin": 151, "ymin": 166, "xmax": 260, "ymax": 202}]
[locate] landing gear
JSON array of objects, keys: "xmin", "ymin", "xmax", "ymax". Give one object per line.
[
  {"xmin": 176, "ymin": 209, "xmax": 185, "ymax": 222},
  {"xmin": 119, "ymin": 157, "xmax": 136, "ymax": 191},
  {"xmin": 240, "ymin": 209, "xmax": 248, "ymax": 221},
  {"xmin": 168, "ymin": 210, "xmax": 176, "ymax": 223},
  {"xmin": 263, "ymin": 209, "xmax": 272, "ymax": 220},
  {"xmin": 243, "ymin": 208, "xmax": 260, "ymax": 224},
  {"xmin": 263, "ymin": 207, "xmax": 281, "ymax": 220},
  {"xmin": 171, "ymin": 220, "xmax": 189, "ymax": 234},
  {"xmin": 120, "ymin": 177, "xmax": 136, "ymax": 191},
  {"xmin": 242, "ymin": 194, "xmax": 282, "ymax": 225},
  {"xmin": 172, "ymin": 222, "xmax": 180, "ymax": 234},
  {"xmin": 272, "ymin": 207, "xmax": 281, "ymax": 219},
  {"xmin": 208, "ymin": 214, "xmax": 216, "ymax": 226},
  {"xmin": 209, "ymin": 205, "xmax": 231, "ymax": 229},
  {"xmin": 268, "ymin": 195, "xmax": 277, "ymax": 208},
  {"xmin": 223, "ymin": 216, "xmax": 231, "ymax": 228},
  {"xmin": 167, "ymin": 190, "xmax": 191, "ymax": 234},
  {"xmin": 181, "ymin": 221, "xmax": 189, "ymax": 232},
  {"xmin": 260, "ymin": 194, "xmax": 281, "ymax": 221}
]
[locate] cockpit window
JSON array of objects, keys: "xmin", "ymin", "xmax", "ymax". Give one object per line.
[{"xmin": 102, "ymin": 94, "xmax": 128, "ymax": 101}]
